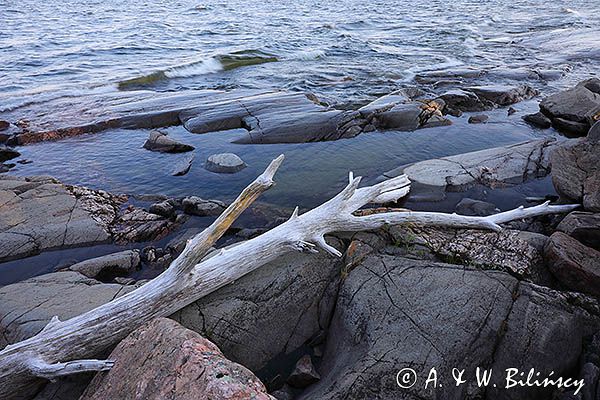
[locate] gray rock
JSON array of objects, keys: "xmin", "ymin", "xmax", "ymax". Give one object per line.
[
  {"xmin": 557, "ymin": 211, "xmax": 600, "ymax": 250},
  {"xmin": 382, "ymin": 139, "xmax": 556, "ymax": 197},
  {"xmin": 579, "ymin": 363, "xmax": 599, "ymax": 400},
  {"xmin": 0, "ymin": 146, "xmax": 20, "ymax": 162},
  {"xmin": 455, "ymin": 197, "xmax": 498, "ymax": 216},
  {"xmin": 540, "ymin": 81, "xmax": 600, "ymax": 125},
  {"xmin": 466, "ymin": 85, "xmax": 538, "ymax": 106},
  {"xmin": 205, "ymin": 153, "xmax": 247, "ymax": 174},
  {"xmin": 67, "ymin": 250, "xmax": 141, "ymax": 280},
  {"xmin": 142, "ymin": 130, "xmax": 194, "ymax": 153},
  {"xmin": 171, "ymin": 154, "xmax": 194, "ymax": 176},
  {"xmin": 0, "ymin": 271, "xmax": 135, "ymax": 348},
  {"xmin": 149, "ymin": 199, "xmax": 176, "ymax": 218},
  {"xmin": 551, "ymin": 136, "xmax": 600, "ymax": 211},
  {"xmin": 271, "ymin": 385, "xmax": 295, "ymax": 400},
  {"xmin": 438, "ymin": 89, "xmax": 489, "ymax": 112},
  {"xmin": 589, "ymin": 121, "xmax": 600, "ymax": 142},
  {"xmin": 171, "ymin": 241, "xmax": 343, "ymax": 371},
  {"xmin": 287, "ymin": 355, "xmax": 320, "ymax": 388},
  {"xmin": 523, "ymin": 112, "xmax": 552, "ymax": 129},
  {"xmin": 468, "ymin": 114, "xmax": 489, "ymax": 124},
  {"xmin": 299, "ymin": 255, "xmax": 600, "ymax": 400},
  {"xmin": 181, "ymin": 196, "xmax": 226, "ymax": 216},
  {"xmin": 0, "ymin": 176, "xmax": 122, "ymax": 262},
  {"xmin": 388, "ymin": 226, "xmax": 551, "ymax": 283},
  {"xmin": 112, "ymin": 208, "xmax": 176, "ymax": 243},
  {"xmin": 545, "ymin": 232, "xmax": 600, "ymax": 297},
  {"xmin": 553, "ymin": 117, "xmax": 591, "ymax": 136}
]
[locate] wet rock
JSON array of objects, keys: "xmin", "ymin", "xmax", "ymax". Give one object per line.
[
  {"xmin": 553, "ymin": 117, "xmax": 591, "ymax": 136},
  {"xmin": 545, "ymin": 232, "xmax": 600, "ymax": 297},
  {"xmin": 113, "ymin": 208, "xmax": 176, "ymax": 243},
  {"xmin": 438, "ymin": 89, "xmax": 489, "ymax": 112},
  {"xmin": 0, "ymin": 145, "xmax": 20, "ymax": 162},
  {"xmin": 300, "ymin": 255, "xmax": 600, "ymax": 400},
  {"xmin": 523, "ymin": 112, "xmax": 552, "ymax": 129},
  {"xmin": 0, "ymin": 271, "xmax": 135, "ymax": 348},
  {"xmin": 0, "ymin": 120, "xmax": 9, "ymax": 131},
  {"xmin": 67, "ymin": 250, "xmax": 141, "ymax": 280},
  {"xmin": 0, "ymin": 176, "xmax": 122, "ymax": 262},
  {"xmin": 171, "ymin": 240, "xmax": 344, "ymax": 371},
  {"xmin": 388, "ymin": 226, "xmax": 551, "ymax": 283},
  {"xmin": 550, "ymin": 136, "xmax": 600, "ymax": 211},
  {"xmin": 508, "ymin": 106, "xmax": 517, "ymax": 115},
  {"xmin": 172, "ymin": 154, "xmax": 194, "ymax": 176},
  {"xmin": 468, "ymin": 114, "xmax": 489, "ymax": 124},
  {"xmin": 557, "ymin": 211, "xmax": 600, "ymax": 250},
  {"xmin": 181, "ymin": 196, "xmax": 226, "ymax": 216},
  {"xmin": 382, "ymin": 139, "xmax": 556, "ymax": 197},
  {"xmin": 287, "ymin": 355, "xmax": 320, "ymax": 388},
  {"xmin": 455, "ymin": 197, "xmax": 498, "ymax": 216},
  {"xmin": 589, "ymin": 121, "xmax": 600, "ymax": 142},
  {"xmin": 80, "ymin": 318, "xmax": 273, "ymax": 400},
  {"xmin": 149, "ymin": 199, "xmax": 176, "ymax": 218},
  {"xmin": 373, "ymin": 103, "xmax": 422, "ymax": 131},
  {"xmin": 143, "ymin": 130, "xmax": 195, "ymax": 153},
  {"xmin": 205, "ymin": 153, "xmax": 247, "ymax": 173},
  {"xmin": 465, "ymin": 84, "xmax": 538, "ymax": 106},
  {"xmin": 540, "ymin": 81, "xmax": 600, "ymax": 122}
]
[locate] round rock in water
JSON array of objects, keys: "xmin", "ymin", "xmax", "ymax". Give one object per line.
[{"xmin": 205, "ymin": 153, "xmax": 247, "ymax": 174}]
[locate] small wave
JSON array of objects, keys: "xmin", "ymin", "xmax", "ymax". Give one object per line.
[
  {"xmin": 292, "ymin": 49, "xmax": 326, "ymax": 60},
  {"xmin": 117, "ymin": 50, "xmax": 278, "ymax": 89},
  {"xmin": 563, "ymin": 8, "xmax": 580, "ymax": 15}
]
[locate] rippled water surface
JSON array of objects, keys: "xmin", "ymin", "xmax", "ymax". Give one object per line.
[{"xmin": 2, "ymin": 0, "xmax": 599, "ymax": 110}]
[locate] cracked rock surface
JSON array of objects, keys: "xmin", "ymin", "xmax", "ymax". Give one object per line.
[
  {"xmin": 300, "ymin": 254, "xmax": 600, "ymax": 400},
  {"xmin": 382, "ymin": 138, "xmax": 556, "ymax": 199}
]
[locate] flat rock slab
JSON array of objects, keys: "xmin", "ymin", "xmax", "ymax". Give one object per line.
[
  {"xmin": 0, "ymin": 176, "xmax": 117, "ymax": 262},
  {"xmin": 382, "ymin": 138, "xmax": 556, "ymax": 196},
  {"xmin": 0, "ymin": 271, "xmax": 135, "ymax": 348},
  {"xmin": 80, "ymin": 318, "xmax": 273, "ymax": 400},
  {"xmin": 301, "ymin": 255, "xmax": 600, "ymax": 400}
]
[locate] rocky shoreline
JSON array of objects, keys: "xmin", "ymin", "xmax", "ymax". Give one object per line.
[{"xmin": 1, "ymin": 77, "xmax": 600, "ymax": 399}]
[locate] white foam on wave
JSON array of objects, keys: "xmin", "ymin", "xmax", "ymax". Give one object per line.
[
  {"xmin": 291, "ymin": 49, "xmax": 327, "ymax": 60},
  {"xmin": 164, "ymin": 57, "xmax": 223, "ymax": 78}
]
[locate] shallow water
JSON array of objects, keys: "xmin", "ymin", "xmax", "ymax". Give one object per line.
[{"xmin": 1, "ymin": 0, "xmax": 599, "ymax": 111}]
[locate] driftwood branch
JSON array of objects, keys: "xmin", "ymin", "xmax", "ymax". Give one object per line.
[{"xmin": 0, "ymin": 156, "xmax": 578, "ymax": 399}]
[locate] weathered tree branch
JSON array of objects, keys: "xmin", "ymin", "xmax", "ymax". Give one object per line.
[{"xmin": 0, "ymin": 156, "xmax": 578, "ymax": 399}]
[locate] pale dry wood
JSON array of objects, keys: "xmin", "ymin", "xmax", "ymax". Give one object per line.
[{"xmin": 0, "ymin": 157, "xmax": 578, "ymax": 399}]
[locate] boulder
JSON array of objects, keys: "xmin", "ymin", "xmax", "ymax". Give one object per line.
[
  {"xmin": 171, "ymin": 241, "xmax": 343, "ymax": 371},
  {"xmin": 0, "ymin": 146, "xmax": 20, "ymax": 162},
  {"xmin": 523, "ymin": 112, "xmax": 552, "ymax": 129},
  {"xmin": 300, "ymin": 255, "xmax": 600, "ymax": 400},
  {"xmin": 80, "ymin": 318, "xmax": 274, "ymax": 400},
  {"xmin": 67, "ymin": 250, "xmax": 141, "ymax": 280},
  {"xmin": 550, "ymin": 137, "xmax": 600, "ymax": 211},
  {"xmin": 112, "ymin": 208, "xmax": 176, "ymax": 243},
  {"xmin": 0, "ymin": 120, "xmax": 9, "ymax": 131},
  {"xmin": 181, "ymin": 196, "xmax": 226, "ymax": 216},
  {"xmin": 0, "ymin": 271, "xmax": 135, "ymax": 348},
  {"xmin": 149, "ymin": 199, "xmax": 176, "ymax": 218},
  {"xmin": 172, "ymin": 154, "xmax": 194, "ymax": 176},
  {"xmin": 143, "ymin": 130, "xmax": 194, "ymax": 153},
  {"xmin": 557, "ymin": 211, "xmax": 600, "ymax": 250},
  {"xmin": 382, "ymin": 139, "xmax": 556, "ymax": 198},
  {"xmin": 205, "ymin": 153, "xmax": 247, "ymax": 174},
  {"xmin": 0, "ymin": 176, "xmax": 123, "ymax": 262},
  {"xmin": 545, "ymin": 232, "xmax": 600, "ymax": 297},
  {"xmin": 468, "ymin": 114, "xmax": 488, "ymax": 124},
  {"xmin": 287, "ymin": 355, "xmax": 320, "ymax": 388},
  {"xmin": 438, "ymin": 89, "xmax": 489, "ymax": 112},
  {"xmin": 590, "ymin": 120, "xmax": 600, "ymax": 142},
  {"xmin": 540, "ymin": 81, "xmax": 600, "ymax": 122},
  {"xmin": 454, "ymin": 197, "xmax": 498, "ymax": 216},
  {"xmin": 553, "ymin": 117, "xmax": 590, "ymax": 136}
]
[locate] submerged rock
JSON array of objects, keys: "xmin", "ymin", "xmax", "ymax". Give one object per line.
[
  {"xmin": 0, "ymin": 146, "xmax": 20, "ymax": 162},
  {"xmin": 171, "ymin": 154, "xmax": 194, "ymax": 176},
  {"xmin": 143, "ymin": 130, "xmax": 194, "ymax": 153},
  {"xmin": 149, "ymin": 199, "xmax": 176, "ymax": 218},
  {"xmin": 80, "ymin": 318, "xmax": 273, "ymax": 400},
  {"xmin": 67, "ymin": 250, "xmax": 141, "ymax": 280},
  {"xmin": 454, "ymin": 197, "xmax": 498, "ymax": 216},
  {"xmin": 181, "ymin": 196, "xmax": 226, "ymax": 216},
  {"xmin": 523, "ymin": 111, "xmax": 552, "ymax": 129},
  {"xmin": 300, "ymin": 255, "xmax": 600, "ymax": 400},
  {"xmin": 468, "ymin": 114, "xmax": 488, "ymax": 124},
  {"xmin": 205, "ymin": 153, "xmax": 247, "ymax": 174}
]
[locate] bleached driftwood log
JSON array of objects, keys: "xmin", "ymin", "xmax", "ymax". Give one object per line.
[{"xmin": 0, "ymin": 155, "xmax": 578, "ymax": 399}]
